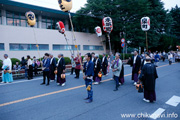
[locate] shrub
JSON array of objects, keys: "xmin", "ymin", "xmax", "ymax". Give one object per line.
[
  {"xmin": 81, "ymin": 56, "xmax": 84, "ymax": 61},
  {"xmin": 0, "ymin": 59, "xmax": 3, "ymax": 69},
  {"xmin": 99, "ymin": 55, "xmax": 103, "ymax": 60},
  {"xmin": 11, "ymin": 58, "xmax": 20, "ymax": 66},
  {"xmin": 64, "ymin": 57, "xmax": 71, "ymax": 65}
]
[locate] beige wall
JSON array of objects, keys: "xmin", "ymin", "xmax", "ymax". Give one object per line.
[{"xmin": 0, "ymin": 25, "xmax": 106, "ymax": 60}]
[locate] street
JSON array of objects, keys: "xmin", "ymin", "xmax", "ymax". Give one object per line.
[{"xmin": 0, "ymin": 61, "xmax": 180, "ymax": 120}]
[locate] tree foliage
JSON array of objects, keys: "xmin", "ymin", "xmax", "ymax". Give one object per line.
[{"xmin": 72, "ymin": 0, "xmax": 179, "ymax": 52}]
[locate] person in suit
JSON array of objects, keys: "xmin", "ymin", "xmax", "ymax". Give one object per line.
[
  {"xmin": 83, "ymin": 53, "xmax": 94, "ymax": 103},
  {"xmin": 49, "ymin": 54, "xmax": 57, "ymax": 82},
  {"xmin": 56, "ymin": 54, "xmax": 66, "ymax": 86},
  {"xmin": 91, "ymin": 52, "xmax": 96, "ymax": 81},
  {"xmin": 41, "ymin": 53, "xmax": 50, "ymax": 86},
  {"xmin": 27, "ymin": 55, "xmax": 33, "ymax": 80},
  {"xmin": 102, "ymin": 53, "xmax": 108, "ymax": 75},
  {"xmin": 91, "ymin": 52, "xmax": 96, "ymax": 63},
  {"xmin": 130, "ymin": 51, "xmax": 141, "ymax": 85},
  {"xmin": 94, "ymin": 54, "xmax": 102, "ymax": 85}
]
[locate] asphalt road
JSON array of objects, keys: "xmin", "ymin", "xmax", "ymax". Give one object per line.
[{"xmin": 0, "ymin": 61, "xmax": 179, "ymax": 120}]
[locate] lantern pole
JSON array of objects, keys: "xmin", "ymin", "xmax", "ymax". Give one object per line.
[
  {"xmin": 107, "ymin": 33, "xmax": 112, "ymax": 54},
  {"xmin": 68, "ymin": 12, "xmax": 84, "ymax": 75},
  {"xmin": 146, "ymin": 31, "xmax": 148, "ymax": 52}
]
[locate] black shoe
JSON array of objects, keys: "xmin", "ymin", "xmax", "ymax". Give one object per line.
[
  {"xmin": 86, "ymin": 100, "xmax": 93, "ymax": 103},
  {"xmin": 46, "ymin": 84, "xmax": 49, "ymax": 86},
  {"xmin": 113, "ymin": 89, "xmax": 118, "ymax": 91},
  {"xmin": 84, "ymin": 97, "xmax": 89, "ymax": 100},
  {"xmin": 40, "ymin": 83, "xmax": 45, "ymax": 85}
]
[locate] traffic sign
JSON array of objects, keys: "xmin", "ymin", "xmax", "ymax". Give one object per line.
[
  {"xmin": 121, "ymin": 43, "xmax": 125, "ymax": 48},
  {"xmin": 121, "ymin": 38, "xmax": 125, "ymax": 43}
]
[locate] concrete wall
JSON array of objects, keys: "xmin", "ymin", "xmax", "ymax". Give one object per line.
[{"xmin": 0, "ymin": 25, "xmax": 106, "ymax": 60}]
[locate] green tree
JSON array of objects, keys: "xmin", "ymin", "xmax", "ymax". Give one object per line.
[{"xmin": 73, "ymin": 0, "xmax": 173, "ymax": 52}]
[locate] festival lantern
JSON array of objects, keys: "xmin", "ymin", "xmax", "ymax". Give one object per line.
[
  {"xmin": 54, "ymin": 70, "xmax": 58, "ymax": 75},
  {"xmin": 95, "ymin": 26, "xmax": 102, "ymax": 37},
  {"xmin": 57, "ymin": 0, "xmax": 84, "ymax": 76},
  {"xmin": 141, "ymin": 17, "xmax": 150, "ymax": 31},
  {"xmin": 141, "ymin": 17, "xmax": 150, "ymax": 51},
  {"xmin": 102, "ymin": 17, "xmax": 113, "ymax": 54},
  {"xmin": 102, "ymin": 17, "xmax": 113, "ymax": 34},
  {"xmin": 25, "ymin": 11, "xmax": 36, "ymax": 27},
  {"xmin": 61, "ymin": 74, "xmax": 66, "ymax": 79},
  {"xmin": 98, "ymin": 72, "xmax": 102, "ymax": 78},
  {"xmin": 57, "ymin": 21, "xmax": 66, "ymax": 34},
  {"xmin": 58, "ymin": 0, "xmax": 72, "ymax": 12}
]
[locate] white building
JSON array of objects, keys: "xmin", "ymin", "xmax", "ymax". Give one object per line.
[{"xmin": 0, "ymin": 0, "xmax": 106, "ymax": 60}]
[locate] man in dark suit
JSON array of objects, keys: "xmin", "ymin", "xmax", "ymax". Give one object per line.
[
  {"xmin": 102, "ymin": 53, "xmax": 108, "ymax": 75},
  {"xmin": 41, "ymin": 53, "xmax": 50, "ymax": 86},
  {"xmin": 130, "ymin": 51, "xmax": 141, "ymax": 85},
  {"xmin": 94, "ymin": 54, "xmax": 102, "ymax": 85},
  {"xmin": 49, "ymin": 54, "xmax": 57, "ymax": 82},
  {"xmin": 57, "ymin": 54, "xmax": 66, "ymax": 86},
  {"xmin": 91, "ymin": 52, "xmax": 96, "ymax": 81},
  {"xmin": 91, "ymin": 52, "xmax": 96, "ymax": 63}
]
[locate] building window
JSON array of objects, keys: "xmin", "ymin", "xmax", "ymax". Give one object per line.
[
  {"xmin": 9, "ymin": 44, "xmax": 49, "ymax": 51},
  {"xmin": 53, "ymin": 44, "xmax": 80, "ymax": 50},
  {"xmin": 83, "ymin": 45, "xmax": 104, "ymax": 50},
  {"xmin": 0, "ymin": 43, "xmax": 4, "ymax": 50}
]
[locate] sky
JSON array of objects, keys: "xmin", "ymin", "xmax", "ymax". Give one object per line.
[{"xmin": 11, "ymin": 0, "xmax": 180, "ymax": 13}]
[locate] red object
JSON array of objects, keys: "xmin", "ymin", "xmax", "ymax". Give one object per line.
[
  {"xmin": 57, "ymin": 21, "xmax": 65, "ymax": 34},
  {"xmin": 74, "ymin": 57, "xmax": 82, "ymax": 69},
  {"xmin": 102, "ymin": 17, "xmax": 113, "ymax": 33}
]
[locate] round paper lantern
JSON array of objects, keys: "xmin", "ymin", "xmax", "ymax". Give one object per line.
[
  {"xmin": 57, "ymin": 21, "xmax": 65, "ymax": 34},
  {"xmin": 98, "ymin": 72, "xmax": 102, "ymax": 78},
  {"xmin": 25, "ymin": 11, "xmax": 36, "ymax": 27},
  {"xmin": 58, "ymin": 0, "xmax": 72, "ymax": 12},
  {"xmin": 102, "ymin": 17, "xmax": 113, "ymax": 33},
  {"xmin": 54, "ymin": 70, "xmax": 58, "ymax": 74},
  {"xmin": 141, "ymin": 17, "xmax": 150, "ymax": 31},
  {"xmin": 95, "ymin": 26, "xmax": 102, "ymax": 37},
  {"xmin": 61, "ymin": 74, "xmax": 66, "ymax": 79}
]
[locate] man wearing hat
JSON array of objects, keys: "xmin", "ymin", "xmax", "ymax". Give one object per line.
[{"xmin": 57, "ymin": 54, "xmax": 66, "ymax": 86}]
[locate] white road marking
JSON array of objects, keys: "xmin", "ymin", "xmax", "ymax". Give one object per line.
[
  {"xmin": 165, "ymin": 95, "xmax": 180, "ymax": 107},
  {"xmin": 149, "ymin": 108, "xmax": 165, "ymax": 120}
]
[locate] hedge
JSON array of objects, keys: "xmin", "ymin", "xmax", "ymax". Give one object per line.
[
  {"xmin": 0, "ymin": 59, "xmax": 3, "ymax": 69},
  {"xmin": 55, "ymin": 57, "xmax": 71, "ymax": 65},
  {"xmin": 11, "ymin": 58, "xmax": 21, "ymax": 66}
]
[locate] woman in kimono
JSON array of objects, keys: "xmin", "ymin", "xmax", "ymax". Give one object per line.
[{"xmin": 1, "ymin": 54, "xmax": 13, "ymax": 83}]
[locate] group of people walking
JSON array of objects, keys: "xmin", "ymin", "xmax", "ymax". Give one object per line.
[{"xmin": 2, "ymin": 49, "xmax": 177, "ymax": 104}]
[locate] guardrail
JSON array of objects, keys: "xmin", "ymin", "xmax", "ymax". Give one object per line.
[{"xmin": 0, "ymin": 60, "xmax": 129, "ymax": 80}]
